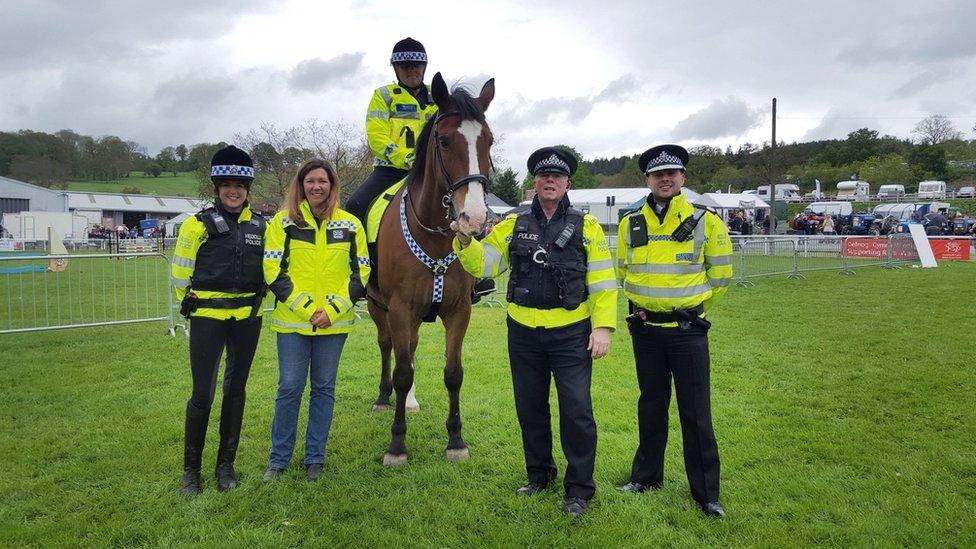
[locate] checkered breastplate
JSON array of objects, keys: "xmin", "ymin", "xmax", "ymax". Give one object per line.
[{"xmin": 399, "ymin": 190, "xmax": 457, "ymax": 304}]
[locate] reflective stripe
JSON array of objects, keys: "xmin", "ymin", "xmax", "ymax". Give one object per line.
[
  {"xmin": 379, "ymin": 86, "xmax": 392, "ymax": 108},
  {"xmin": 172, "ymin": 256, "xmax": 195, "ymax": 268},
  {"xmin": 692, "ymin": 217, "xmax": 706, "ymax": 261},
  {"xmin": 367, "ymin": 110, "xmax": 390, "ymax": 120},
  {"xmin": 588, "ymin": 280, "xmax": 617, "ymax": 293},
  {"xmin": 391, "ymin": 111, "xmax": 420, "ymax": 120},
  {"xmin": 625, "ymin": 281, "xmax": 712, "ymax": 298},
  {"xmin": 628, "ymin": 263, "xmax": 703, "ymax": 274},
  {"xmin": 171, "ymin": 276, "xmax": 190, "ymax": 289},
  {"xmin": 332, "ymin": 320, "xmax": 354, "ymax": 327},
  {"xmin": 708, "ymin": 277, "xmax": 731, "ymax": 288},
  {"xmin": 587, "ymin": 259, "xmax": 613, "ymax": 273},
  {"xmin": 483, "ymin": 243, "xmax": 503, "ymax": 277},
  {"xmin": 271, "ymin": 318, "xmax": 313, "ymax": 330},
  {"xmin": 705, "ymin": 254, "xmax": 732, "ymax": 266},
  {"xmin": 327, "ymin": 294, "xmax": 352, "ymax": 311},
  {"xmin": 289, "ymin": 293, "xmax": 310, "ymax": 310}
]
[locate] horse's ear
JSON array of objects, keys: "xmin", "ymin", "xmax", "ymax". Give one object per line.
[
  {"xmin": 432, "ymin": 72, "xmax": 451, "ymax": 111},
  {"xmin": 476, "ymin": 78, "xmax": 495, "ymax": 112}
]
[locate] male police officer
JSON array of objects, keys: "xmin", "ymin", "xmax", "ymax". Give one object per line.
[
  {"xmin": 615, "ymin": 144, "xmax": 733, "ymax": 517},
  {"xmin": 452, "ymin": 146, "xmax": 617, "ymax": 517},
  {"xmin": 345, "ymin": 37, "xmax": 438, "ymax": 223}
]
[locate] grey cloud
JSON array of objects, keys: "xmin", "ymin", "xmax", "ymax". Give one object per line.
[
  {"xmin": 802, "ymin": 110, "xmax": 881, "ymax": 142},
  {"xmin": 671, "ymin": 97, "xmax": 764, "ymax": 140},
  {"xmin": 496, "ymin": 76, "xmax": 645, "ymax": 131},
  {"xmin": 595, "ymin": 75, "xmax": 640, "ymax": 102},
  {"xmin": 0, "ymin": 0, "xmax": 284, "ymax": 70},
  {"xmin": 838, "ymin": 3, "xmax": 976, "ymax": 65},
  {"xmin": 151, "ymin": 76, "xmax": 239, "ymax": 118},
  {"xmin": 288, "ymin": 53, "xmax": 368, "ymax": 92}
]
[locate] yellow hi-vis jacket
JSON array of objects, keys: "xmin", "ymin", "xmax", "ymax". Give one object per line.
[
  {"xmin": 263, "ymin": 201, "xmax": 370, "ymax": 335},
  {"xmin": 171, "ymin": 207, "xmax": 265, "ymax": 321},
  {"xmin": 453, "ymin": 209, "xmax": 618, "ymax": 330},
  {"xmin": 366, "ymin": 83, "xmax": 438, "ymax": 169},
  {"xmin": 616, "ymin": 193, "xmax": 733, "ymax": 325}
]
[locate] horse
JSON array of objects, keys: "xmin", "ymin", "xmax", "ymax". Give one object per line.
[{"xmin": 367, "ymin": 72, "xmax": 495, "ymax": 467}]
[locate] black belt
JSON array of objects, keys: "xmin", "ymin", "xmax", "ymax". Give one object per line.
[
  {"xmin": 636, "ymin": 304, "xmax": 704, "ymax": 324},
  {"xmin": 195, "ymin": 296, "xmax": 255, "ymax": 309}
]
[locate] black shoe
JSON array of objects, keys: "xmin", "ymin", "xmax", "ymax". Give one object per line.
[
  {"xmin": 215, "ymin": 462, "xmax": 237, "ymax": 492},
  {"xmin": 515, "ymin": 481, "xmax": 548, "ymax": 496},
  {"xmin": 563, "ymin": 497, "xmax": 589, "ymax": 517},
  {"xmin": 263, "ymin": 467, "xmax": 285, "ymax": 482},
  {"xmin": 700, "ymin": 501, "xmax": 726, "ymax": 517},
  {"xmin": 306, "ymin": 463, "xmax": 323, "ymax": 482},
  {"xmin": 616, "ymin": 481, "xmax": 658, "ymax": 493},
  {"xmin": 180, "ymin": 468, "xmax": 202, "ymax": 496}
]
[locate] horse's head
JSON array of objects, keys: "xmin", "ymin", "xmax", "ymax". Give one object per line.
[{"xmin": 425, "ymin": 72, "xmax": 495, "ymax": 238}]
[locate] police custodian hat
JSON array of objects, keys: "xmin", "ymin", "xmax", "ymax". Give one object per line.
[
  {"xmin": 391, "ymin": 37, "xmax": 427, "ymax": 65},
  {"xmin": 210, "ymin": 145, "xmax": 255, "ymax": 184},
  {"xmin": 527, "ymin": 146, "xmax": 578, "ymax": 177},
  {"xmin": 639, "ymin": 144, "xmax": 689, "ymax": 174}
]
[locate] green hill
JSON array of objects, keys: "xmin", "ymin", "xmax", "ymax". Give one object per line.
[{"xmin": 65, "ymin": 172, "xmax": 200, "ymax": 197}]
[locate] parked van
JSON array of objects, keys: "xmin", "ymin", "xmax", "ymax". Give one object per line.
[
  {"xmin": 836, "ymin": 180, "xmax": 870, "ymax": 201},
  {"xmin": 876, "ymin": 184, "xmax": 905, "ymax": 199},
  {"xmin": 756, "ymin": 184, "xmax": 802, "ymax": 202},
  {"xmin": 916, "ymin": 180, "xmax": 946, "ymax": 199}
]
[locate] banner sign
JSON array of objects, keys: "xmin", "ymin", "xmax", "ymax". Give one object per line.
[
  {"xmin": 0, "ymin": 239, "xmax": 24, "ymax": 252},
  {"xmin": 841, "ymin": 236, "xmax": 971, "ymax": 261},
  {"xmin": 928, "ymin": 238, "xmax": 971, "ymax": 261}
]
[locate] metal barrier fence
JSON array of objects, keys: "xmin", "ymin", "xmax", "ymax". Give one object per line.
[{"xmin": 0, "ymin": 252, "xmax": 176, "ymax": 335}]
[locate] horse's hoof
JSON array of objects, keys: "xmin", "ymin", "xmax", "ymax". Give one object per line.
[
  {"xmin": 445, "ymin": 448, "xmax": 469, "ymax": 462},
  {"xmin": 383, "ymin": 453, "xmax": 408, "ymax": 467},
  {"xmin": 406, "ymin": 403, "xmax": 420, "ymax": 413},
  {"xmin": 372, "ymin": 403, "xmax": 390, "ymax": 412}
]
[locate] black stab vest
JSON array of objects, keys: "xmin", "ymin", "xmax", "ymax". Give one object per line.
[
  {"xmin": 506, "ymin": 207, "xmax": 587, "ymax": 310},
  {"xmin": 191, "ymin": 208, "xmax": 266, "ymax": 293}
]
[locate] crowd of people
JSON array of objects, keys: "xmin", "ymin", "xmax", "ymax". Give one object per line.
[{"xmin": 170, "ymin": 38, "xmax": 735, "ymax": 520}]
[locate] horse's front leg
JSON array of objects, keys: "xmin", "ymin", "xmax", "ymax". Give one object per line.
[
  {"xmin": 369, "ymin": 300, "xmax": 393, "ymax": 411},
  {"xmin": 383, "ymin": 304, "xmax": 420, "ymax": 467},
  {"xmin": 442, "ymin": 304, "xmax": 471, "ymax": 461}
]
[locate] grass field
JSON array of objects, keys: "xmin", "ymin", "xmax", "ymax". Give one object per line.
[
  {"xmin": 65, "ymin": 172, "xmax": 201, "ymax": 197},
  {"xmin": 1, "ymin": 263, "xmax": 975, "ymax": 546}
]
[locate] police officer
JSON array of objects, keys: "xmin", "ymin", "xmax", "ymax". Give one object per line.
[
  {"xmin": 171, "ymin": 145, "xmax": 267, "ymax": 495},
  {"xmin": 615, "ymin": 144, "xmax": 733, "ymax": 517},
  {"xmin": 345, "ymin": 37, "xmax": 437, "ymax": 223},
  {"xmin": 452, "ymin": 146, "xmax": 618, "ymax": 517}
]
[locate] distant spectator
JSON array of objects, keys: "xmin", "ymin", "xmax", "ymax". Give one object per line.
[{"xmin": 822, "ymin": 215, "xmax": 835, "ymax": 235}]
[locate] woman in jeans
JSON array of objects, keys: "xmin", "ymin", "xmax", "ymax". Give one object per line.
[{"xmin": 262, "ymin": 158, "xmax": 370, "ymax": 481}]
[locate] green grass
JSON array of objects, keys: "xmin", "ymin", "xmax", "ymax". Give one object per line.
[
  {"xmin": 65, "ymin": 171, "xmax": 201, "ymax": 197},
  {"xmin": 1, "ymin": 264, "xmax": 975, "ymax": 546}
]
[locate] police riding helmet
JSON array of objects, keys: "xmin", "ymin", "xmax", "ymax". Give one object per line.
[
  {"xmin": 210, "ymin": 145, "xmax": 255, "ymax": 188},
  {"xmin": 391, "ymin": 37, "xmax": 427, "ymax": 65}
]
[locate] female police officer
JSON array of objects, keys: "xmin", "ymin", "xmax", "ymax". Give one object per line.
[{"xmin": 171, "ymin": 145, "xmax": 267, "ymax": 495}]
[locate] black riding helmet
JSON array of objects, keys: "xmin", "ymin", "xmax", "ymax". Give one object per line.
[{"xmin": 210, "ymin": 145, "xmax": 255, "ymax": 189}]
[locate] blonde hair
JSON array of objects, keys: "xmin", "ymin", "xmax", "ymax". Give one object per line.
[{"xmin": 282, "ymin": 158, "xmax": 341, "ymax": 226}]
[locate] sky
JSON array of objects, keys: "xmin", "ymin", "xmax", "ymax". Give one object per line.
[{"xmin": 2, "ymin": 0, "xmax": 976, "ymax": 175}]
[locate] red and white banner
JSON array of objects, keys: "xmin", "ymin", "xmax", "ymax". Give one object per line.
[{"xmin": 841, "ymin": 237, "xmax": 972, "ymax": 261}]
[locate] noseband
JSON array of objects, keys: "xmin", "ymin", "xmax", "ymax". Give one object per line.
[{"xmin": 407, "ymin": 111, "xmax": 491, "ymax": 235}]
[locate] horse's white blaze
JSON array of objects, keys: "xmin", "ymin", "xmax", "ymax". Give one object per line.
[{"xmin": 457, "ymin": 120, "xmax": 488, "ymax": 234}]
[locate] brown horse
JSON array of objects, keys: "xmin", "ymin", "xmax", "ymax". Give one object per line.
[{"xmin": 367, "ymin": 73, "xmax": 495, "ymax": 466}]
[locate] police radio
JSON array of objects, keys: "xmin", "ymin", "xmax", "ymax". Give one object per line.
[
  {"xmin": 671, "ymin": 207, "xmax": 708, "ymax": 242},
  {"xmin": 210, "ymin": 212, "xmax": 230, "ymax": 234},
  {"xmin": 553, "ymin": 222, "xmax": 576, "ymax": 249}
]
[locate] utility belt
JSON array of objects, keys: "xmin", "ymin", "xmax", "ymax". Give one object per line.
[
  {"xmin": 625, "ymin": 302, "xmax": 710, "ymax": 331},
  {"xmin": 180, "ymin": 288, "xmax": 265, "ymax": 320}
]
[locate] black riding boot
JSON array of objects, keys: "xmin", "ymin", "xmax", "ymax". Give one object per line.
[
  {"xmin": 215, "ymin": 392, "xmax": 245, "ymax": 491},
  {"xmin": 471, "ymin": 278, "xmax": 496, "ymax": 304},
  {"xmin": 182, "ymin": 400, "xmax": 210, "ymax": 495}
]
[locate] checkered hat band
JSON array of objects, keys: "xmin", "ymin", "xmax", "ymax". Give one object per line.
[
  {"xmin": 646, "ymin": 151, "xmax": 684, "ymax": 172},
  {"xmin": 211, "ymin": 165, "xmax": 255, "ymax": 178},
  {"xmin": 391, "ymin": 51, "xmax": 427, "ymax": 63},
  {"xmin": 535, "ymin": 153, "xmax": 570, "ymax": 173}
]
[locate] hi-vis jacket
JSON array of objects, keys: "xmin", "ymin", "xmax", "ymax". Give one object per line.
[
  {"xmin": 171, "ymin": 206, "xmax": 266, "ymax": 320},
  {"xmin": 453, "ymin": 198, "xmax": 618, "ymax": 330},
  {"xmin": 263, "ymin": 201, "xmax": 370, "ymax": 335},
  {"xmin": 616, "ymin": 193, "xmax": 733, "ymax": 323},
  {"xmin": 366, "ymin": 83, "xmax": 438, "ymax": 169}
]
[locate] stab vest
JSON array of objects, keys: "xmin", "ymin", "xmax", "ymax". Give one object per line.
[
  {"xmin": 191, "ymin": 208, "xmax": 266, "ymax": 293},
  {"xmin": 506, "ymin": 207, "xmax": 587, "ymax": 310}
]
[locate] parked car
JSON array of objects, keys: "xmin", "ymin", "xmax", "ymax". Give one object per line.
[
  {"xmin": 877, "ymin": 184, "xmax": 906, "ymax": 199},
  {"xmin": 957, "ymin": 186, "xmax": 975, "ymax": 198}
]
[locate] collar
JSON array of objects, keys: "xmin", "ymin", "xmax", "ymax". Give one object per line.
[
  {"xmin": 643, "ymin": 192, "xmax": 688, "ymax": 222},
  {"xmin": 215, "ymin": 201, "xmax": 253, "ymax": 223},
  {"xmin": 531, "ymin": 194, "xmax": 571, "ymax": 222}
]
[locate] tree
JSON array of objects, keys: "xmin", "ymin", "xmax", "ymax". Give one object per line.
[
  {"xmin": 146, "ymin": 163, "xmax": 163, "ymax": 177},
  {"xmin": 9, "ymin": 155, "xmax": 70, "ymax": 188},
  {"xmin": 686, "ymin": 145, "xmax": 729, "ymax": 190},
  {"xmin": 156, "ymin": 146, "xmax": 177, "ymax": 175},
  {"xmin": 912, "ymin": 115, "xmax": 961, "ymax": 145},
  {"xmin": 858, "ymin": 154, "xmax": 912, "ymax": 186},
  {"xmin": 907, "ymin": 144, "xmax": 948, "ymax": 180},
  {"xmin": 92, "ymin": 136, "xmax": 132, "ymax": 180},
  {"xmin": 490, "ymin": 167, "xmax": 520, "ymax": 206},
  {"xmin": 175, "ymin": 144, "xmax": 188, "ymax": 169}
]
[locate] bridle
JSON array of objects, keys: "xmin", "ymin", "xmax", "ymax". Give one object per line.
[{"xmin": 406, "ymin": 111, "xmax": 492, "ymax": 236}]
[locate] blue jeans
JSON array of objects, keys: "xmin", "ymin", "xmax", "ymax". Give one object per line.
[{"xmin": 269, "ymin": 332, "xmax": 347, "ymax": 468}]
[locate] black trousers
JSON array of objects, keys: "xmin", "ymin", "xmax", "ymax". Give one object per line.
[
  {"xmin": 628, "ymin": 322, "xmax": 720, "ymax": 504},
  {"xmin": 344, "ymin": 166, "xmax": 408, "ymax": 224},
  {"xmin": 184, "ymin": 315, "xmax": 262, "ymax": 469},
  {"xmin": 507, "ymin": 317, "xmax": 597, "ymax": 500}
]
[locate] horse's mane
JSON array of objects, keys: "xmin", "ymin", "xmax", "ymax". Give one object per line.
[{"xmin": 407, "ymin": 85, "xmax": 486, "ymax": 186}]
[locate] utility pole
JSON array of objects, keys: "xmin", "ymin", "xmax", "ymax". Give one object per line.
[{"xmin": 770, "ymin": 97, "xmax": 777, "ymax": 234}]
